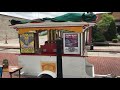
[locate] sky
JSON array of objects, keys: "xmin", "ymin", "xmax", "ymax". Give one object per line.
[{"xmin": 0, "ymin": 12, "xmax": 110, "ymax": 20}]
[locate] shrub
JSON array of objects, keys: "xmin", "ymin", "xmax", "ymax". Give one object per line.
[
  {"xmin": 117, "ymin": 35, "xmax": 120, "ymax": 41},
  {"xmin": 112, "ymin": 39, "xmax": 119, "ymax": 43},
  {"xmin": 92, "ymin": 26, "xmax": 106, "ymax": 42},
  {"xmin": 93, "ymin": 31, "xmax": 106, "ymax": 42},
  {"xmin": 104, "ymin": 20, "xmax": 117, "ymax": 41},
  {"xmin": 93, "ymin": 42, "xmax": 109, "ymax": 46}
]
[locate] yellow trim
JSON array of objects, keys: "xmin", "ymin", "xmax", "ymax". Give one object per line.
[{"xmin": 18, "ymin": 26, "xmax": 83, "ymax": 34}]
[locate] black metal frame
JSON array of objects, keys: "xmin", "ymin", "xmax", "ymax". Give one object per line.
[
  {"xmin": 9, "ymin": 67, "xmax": 23, "ymax": 78},
  {"xmin": 56, "ymin": 38, "xmax": 63, "ymax": 78}
]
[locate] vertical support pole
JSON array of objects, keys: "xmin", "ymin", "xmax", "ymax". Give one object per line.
[
  {"xmin": 35, "ymin": 32, "xmax": 39, "ymax": 53},
  {"xmin": 81, "ymin": 33, "xmax": 83, "ymax": 56},
  {"xmin": 56, "ymin": 30, "xmax": 59, "ymax": 38},
  {"xmin": 47, "ymin": 31, "xmax": 49, "ymax": 42},
  {"xmin": 51, "ymin": 30, "xmax": 53, "ymax": 42},
  {"xmin": 89, "ymin": 27, "xmax": 92, "ymax": 45},
  {"xmin": 60, "ymin": 30, "xmax": 62, "ymax": 38},
  {"xmin": 58, "ymin": 30, "xmax": 60, "ymax": 37},
  {"xmin": 51, "ymin": 30, "xmax": 54, "ymax": 42},
  {"xmin": 5, "ymin": 34, "xmax": 8, "ymax": 44},
  {"xmin": 54, "ymin": 30, "xmax": 56, "ymax": 41},
  {"xmin": 56, "ymin": 38, "xmax": 63, "ymax": 78},
  {"xmin": 86, "ymin": 29, "xmax": 88, "ymax": 45},
  {"xmin": 19, "ymin": 70, "xmax": 21, "ymax": 78},
  {"xmin": 49, "ymin": 30, "xmax": 51, "ymax": 43}
]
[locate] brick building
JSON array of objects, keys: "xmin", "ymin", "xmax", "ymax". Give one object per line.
[
  {"xmin": 0, "ymin": 14, "xmax": 29, "ymax": 41},
  {"xmin": 95, "ymin": 13, "xmax": 103, "ymax": 22}
]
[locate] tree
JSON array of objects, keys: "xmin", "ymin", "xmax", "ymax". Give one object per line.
[
  {"xmin": 104, "ymin": 20, "xmax": 117, "ymax": 41},
  {"xmin": 92, "ymin": 25, "xmax": 106, "ymax": 42},
  {"xmin": 95, "ymin": 13, "xmax": 117, "ymax": 41},
  {"xmin": 97, "ymin": 14, "xmax": 115, "ymax": 33}
]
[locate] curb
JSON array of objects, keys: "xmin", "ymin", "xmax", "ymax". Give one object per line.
[
  {"xmin": 88, "ymin": 50, "xmax": 120, "ymax": 53},
  {"xmin": 0, "ymin": 46, "xmax": 20, "ymax": 49}
]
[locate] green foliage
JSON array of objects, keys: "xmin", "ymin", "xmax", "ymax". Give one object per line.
[
  {"xmin": 104, "ymin": 20, "xmax": 117, "ymax": 41},
  {"xmin": 92, "ymin": 25, "xmax": 106, "ymax": 42},
  {"xmin": 93, "ymin": 32, "xmax": 106, "ymax": 42},
  {"xmin": 117, "ymin": 35, "xmax": 120, "ymax": 41},
  {"xmin": 97, "ymin": 14, "xmax": 115, "ymax": 33},
  {"xmin": 94, "ymin": 13, "xmax": 117, "ymax": 41},
  {"xmin": 112, "ymin": 39, "xmax": 118, "ymax": 43}
]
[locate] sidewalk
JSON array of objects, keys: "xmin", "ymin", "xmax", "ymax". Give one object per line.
[
  {"xmin": 88, "ymin": 46, "xmax": 120, "ymax": 53},
  {"xmin": 87, "ymin": 45, "xmax": 120, "ymax": 57},
  {"xmin": 0, "ymin": 38, "xmax": 20, "ymax": 49}
]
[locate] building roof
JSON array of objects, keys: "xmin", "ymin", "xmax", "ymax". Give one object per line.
[
  {"xmin": 11, "ymin": 21, "xmax": 90, "ymax": 28},
  {"xmin": 0, "ymin": 14, "xmax": 29, "ymax": 20},
  {"xmin": 95, "ymin": 13, "xmax": 103, "ymax": 22},
  {"xmin": 11, "ymin": 21, "xmax": 96, "ymax": 34}
]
